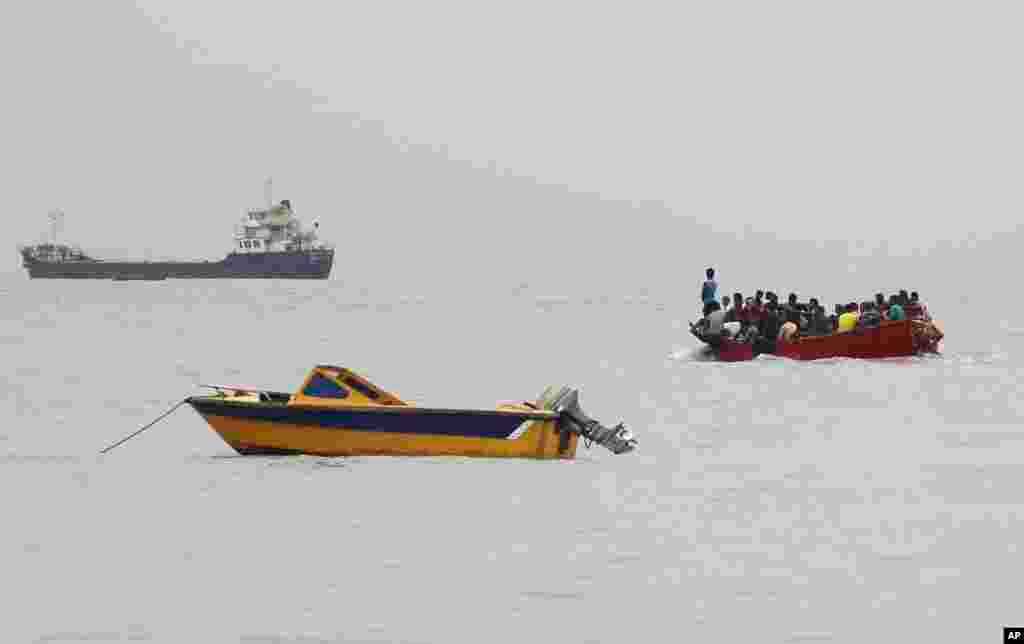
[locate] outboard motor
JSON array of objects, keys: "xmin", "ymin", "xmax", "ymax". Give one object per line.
[{"xmin": 539, "ymin": 386, "xmax": 637, "ymax": 455}]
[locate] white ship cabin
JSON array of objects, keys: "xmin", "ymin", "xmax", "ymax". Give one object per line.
[{"xmin": 233, "ymin": 198, "xmax": 324, "ymax": 254}]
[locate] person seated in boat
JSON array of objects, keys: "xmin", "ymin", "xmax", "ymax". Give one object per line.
[
  {"xmin": 818, "ymin": 302, "xmax": 834, "ymax": 334},
  {"xmin": 759, "ymin": 302, "xmax": 784, "ymax": 343},
  {"xmin": 778, "ymin": 312, "xmax": 800, "ymax": 343},
  {"xmin": 828, "ymin": 303, "xmax": 843, "ymax": 332},
  {"xmin": 788, "ymin": 292, "xmax": 812, "ymax": 321},
  {"xmin": 806, "ymin": 299, "xmax": 830, "ymax": 335},
  {"xmin": 904, "ymin": 291, "xmax": 928, "ymax": 320},
  {"xmin": 885, "ymin": 295, "xmax": 906, "ymax": 321},
  {"xmin": 739, "ymin": 294, "xmax": 758, "ymax": 328},
  {"xmin": 874, "ymin": 292, "xmax": 889, "ymax": 316},
  {"xmin": 785, "ymin": 292, "xmax": 801, "ymax": 312},
  {"xmin": 744, "ymin": 296, "xmax": 763, "ymax": 327},
  {"xmin": 800, "ymin": 299, "xmax": 816, "ymax": 334},
  {"xmin": 736, "ymin": 320, "xmax": 759, "ymax": 343},
  {"xmin": 898, "ymin": 289, "xmax": 910, "ymax": 305},
  {"xmin": 837, "ymin": 303, "xmax": 860, "ymax": 332},
  {"xmin": 701, "ymin": 268, "xmax": 718, "ymax": 316},
  {"xmin": 722, "ymin": 320, "xmax": 742, "ymax": 338},
  {"xmin": 915, "ymin": 292, "xmax": 931, "ymax": 321},
  {"xmin": 726, "ymin": 292, "xmax": 744, "ymax": 324},
  {"xmin": 857, "ymin": 301, "xmax": 882, "ymax": 328}
]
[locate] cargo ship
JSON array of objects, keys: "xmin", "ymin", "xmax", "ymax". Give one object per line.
[{"xmin": 18, "ymin": 180, "xmax": 333, "ymax": 280}]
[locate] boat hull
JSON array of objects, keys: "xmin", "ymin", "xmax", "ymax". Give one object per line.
[
  {"xmin": 187, "ymin": 397, "xmax": 579, "ymax": 459},
  {"xmin": 21, "ymin": 249, "xmax": 334, "ymax": 279},
  {"xmin": 695, "ymin": 319, "xmax": 942, "ymax": 362}
]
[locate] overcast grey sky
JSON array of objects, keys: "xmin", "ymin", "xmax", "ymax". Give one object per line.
[{"xmin": 4, "ymin": 1, "xmax": 1021, "ymax": 293}]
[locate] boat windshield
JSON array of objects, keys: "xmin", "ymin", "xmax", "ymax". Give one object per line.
[{"xmin": 302, "ymin": 373, "xmax": 349, "ymax": 399}]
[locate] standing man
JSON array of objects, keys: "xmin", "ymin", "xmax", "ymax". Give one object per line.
[{"xmin": 701, "ymin": 267, "xmax": 718, "ymax": 316}]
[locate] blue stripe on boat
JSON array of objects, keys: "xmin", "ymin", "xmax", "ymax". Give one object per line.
[{"xmin": 188, "ymin": 399, "xmax": 534, "ymax": 439}]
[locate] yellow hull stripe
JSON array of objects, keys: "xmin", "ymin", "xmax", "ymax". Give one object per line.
[{"xmin": 202, "ymin": 414, "xmax": 578, "ymax": 460}]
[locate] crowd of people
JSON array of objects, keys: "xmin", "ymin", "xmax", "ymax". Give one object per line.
[{"xmin": 695, "ymin": 267, "xmax": 932, "ymax": 345}]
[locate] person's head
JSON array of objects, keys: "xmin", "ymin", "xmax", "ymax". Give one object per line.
[
  {"xmin": 834, "ymin": 303, "xmax": 843, "ymax": 315},
  {"xmin": 733, "ymin": 292, "xmax": 743, "ymax": 306},
  {"xmin": 875, "ymin": 292, "xmax": 885, "ymax": 306},
  {"xmin": 722, "ymin": 295, "xmax": 731, "ymax": 308},
  {"xmin": 706, "ymin": 267, "xmax": 715, "ymax": 279},
  {"xmin": 889, "ymin": 294, "xmax": 899, "ymax": 306},
  {"xmin": 745, "ymin": 297, "xmax": 754, "ymax": 307},
  {"xmin": 809, "ymin": 297, "xmax": 819, "ymax": 309},
  {"xmin": 899, "ymin": 289, "xmax": 909, "ymax": 304},
  {"xmin": 860, "ymin": 301, "xmax": 871, "ymax": 312},
  {"xmin": 755, "ymin": 289, "xmax": 764, "ymax": 301},
  {"xmin": 910, "ymin": 291, "xmax": 919, "ymax": 303},
  {"xmin": 848, "ymin": 302, "xmax": 859, "ymax": 313},
  {"xmin": 788, "ymin": 293, "xmax": 798, "ymax": 305}
]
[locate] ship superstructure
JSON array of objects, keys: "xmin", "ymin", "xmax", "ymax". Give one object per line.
[{"xmin": 233, "ymin": 178, "xmax": 327, "ymax": 255}]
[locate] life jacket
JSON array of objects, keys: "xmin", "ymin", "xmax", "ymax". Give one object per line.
[{"xmin": 837, "ymin": 312, "xmax": 859, "ymax": 332}]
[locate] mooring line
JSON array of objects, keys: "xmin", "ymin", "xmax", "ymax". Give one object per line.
[{"xmin": 99, "ymin": 398, "xmax": 190, "ymax": 454}]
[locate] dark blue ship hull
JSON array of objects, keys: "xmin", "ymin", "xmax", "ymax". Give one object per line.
[{"xmin": 21, "ymin": 249, "xmax": 334, "ymax": 280}]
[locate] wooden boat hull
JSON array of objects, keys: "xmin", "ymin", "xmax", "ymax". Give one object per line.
[
  {"xmin": 695, "ymin": 319, "xmax": 942, "ymax": 362},
  {"xmin": 187, "ymin": 397, "xmax": 579, "ymax": 459}
]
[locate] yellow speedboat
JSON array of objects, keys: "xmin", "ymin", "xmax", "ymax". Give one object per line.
[{"xmin": 185, "ymin": 365, "xmax": 637, "ymax": 459}]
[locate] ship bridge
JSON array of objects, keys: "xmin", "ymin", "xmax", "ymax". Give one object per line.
[{"xmin": 234, "ymin": 193, "xmax": 325, "ymax": 254}]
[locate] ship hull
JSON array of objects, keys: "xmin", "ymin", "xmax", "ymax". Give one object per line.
[{"xmin": 21, "ymin": 249, "xmax": 334, "ymax": 280}]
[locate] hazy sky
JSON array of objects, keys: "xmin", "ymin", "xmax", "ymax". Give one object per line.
[{"xmin": 4, "ymin": 1, "xmax": 1021, "ymax": 292}]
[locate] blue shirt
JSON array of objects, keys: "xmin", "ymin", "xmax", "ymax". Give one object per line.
[
  {"xmin": 701, "ymin": 279, "xmax": 718, "ymax": 304},
  {"xmin": 886, "ymin": 303, "xmax": 905, "ymax": 321}
]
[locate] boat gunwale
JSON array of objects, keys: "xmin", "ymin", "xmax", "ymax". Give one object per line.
[{"xmin": 186, "ymin": 395, "xmax": 560, "ymax": 420}]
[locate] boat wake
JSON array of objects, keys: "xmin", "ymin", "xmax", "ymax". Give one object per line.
[
  {"xmin": 948, "ymin": 350, "xmax": 1009, "ymax": 365},
  {"xmin": 667, "ymin": 346, "xmax": 962, "ymax": 366},
  {"xmin": 668, "ymin": 346, "xmax": 785, "ymax": 363},
  {"xmin": 668, "ymin": 346, "xmax": 718, "ymax": 362}
]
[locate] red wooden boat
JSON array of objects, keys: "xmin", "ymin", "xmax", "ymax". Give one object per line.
[{"xmin": 694, "ymin": 319, "xmax": 943, "ymax": 362}]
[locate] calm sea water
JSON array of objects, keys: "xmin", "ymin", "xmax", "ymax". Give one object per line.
[{"xmin": 1, "ymin": 268, "xmax": 1021, "ymax": 643}]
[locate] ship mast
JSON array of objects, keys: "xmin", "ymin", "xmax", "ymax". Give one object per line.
[{"xmin": 47, "ymin": 209, "xmax": 65, "ymax": 244}]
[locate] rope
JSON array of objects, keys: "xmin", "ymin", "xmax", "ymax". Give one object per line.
[{"xmin": 99, "ymin": 398, "xmax": 190, "ymax": 454}]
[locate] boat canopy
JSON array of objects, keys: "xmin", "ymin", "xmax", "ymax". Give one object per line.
[{"xmin": 289, "ymin": 365, "xmax": 407, "ymax": 407}]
